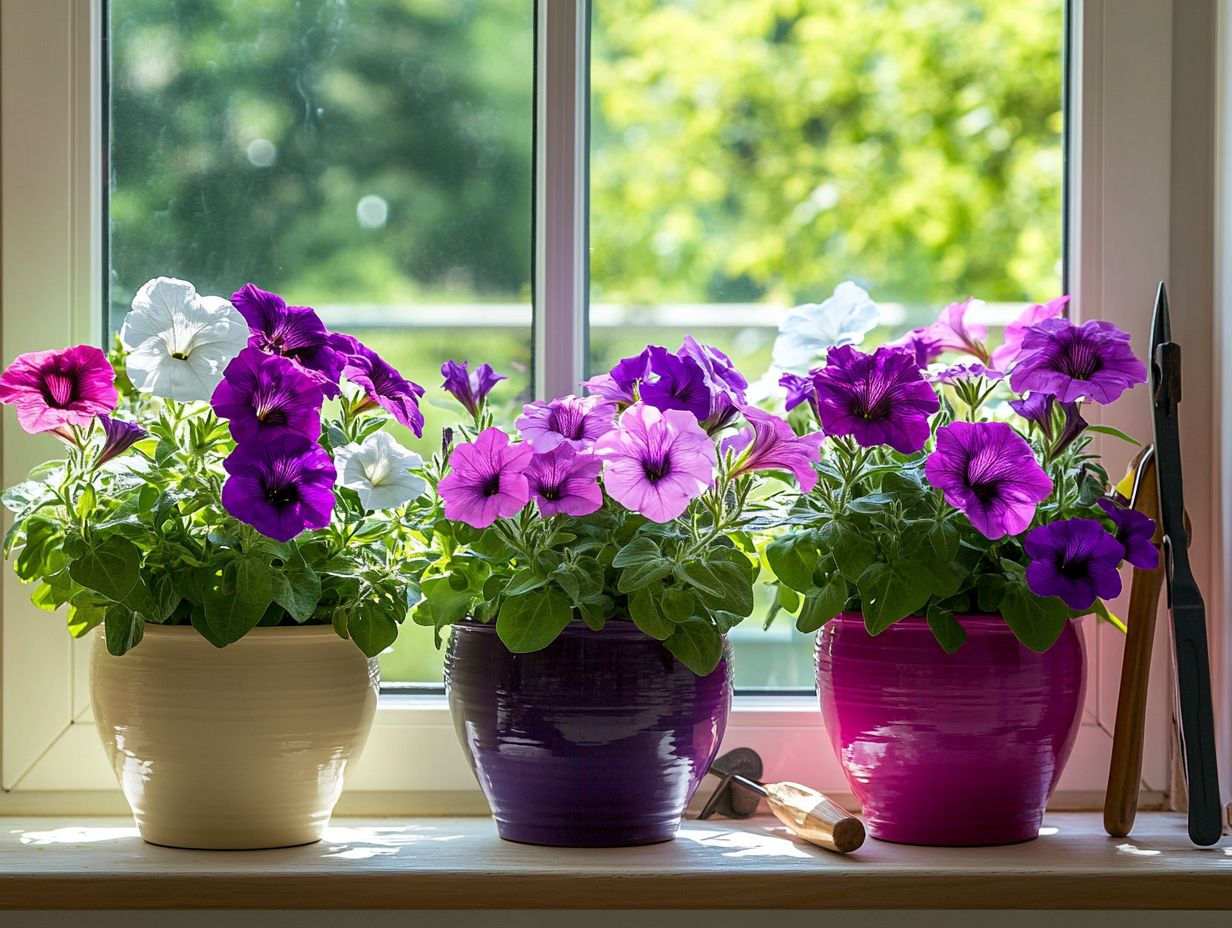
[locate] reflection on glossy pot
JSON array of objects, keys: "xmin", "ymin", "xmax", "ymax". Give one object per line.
[
  {"xmin": 446, "ymin": 620, "xmax": 732, "ymax": 847},
  {"xmin": 91, "ymin": 625, "xmax": 379, "ymax": 849},
  {"xmin": 818, "ymin": 613, "xmax": 1086, "ymax": 846}
]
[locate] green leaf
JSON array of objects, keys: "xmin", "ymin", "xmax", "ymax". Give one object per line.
[
  {"xmin": 418, "ymin": 574, "xmax": 475, "ymax": 629},
  {"xmin": 928, "ymin": 521, "xmax": 960, "ymax": 563},
  {"xmin": 628, "ymin": 586, "xmax": 674, "ymax": 639},
  {"xmin": 67, "ymin": 599, "xmax": 106, "ymax": 638},
  {"xmin": 1091, "ymin": 598, "xmax": 1127, "ymax": 632},
  {"xmin": 765, "ymin": 534, "xmax": 818, "ymax": 592},
  {"xmin": 796, "ymin": 574, "xmax": 849, "ymax": 633},
  {"xmin": 926, "ymin": 604, "xmax": 967, "ymax": 654},
  {"xmin": 1000, "ymin": 582, "xmax": 1069, "ymax": 652},
  {"xmin": 691, "ymin": 559, "xmax": 755, "ymax": 617},
  {"xmin": 203, "ymin": 558, "xmax": 276, "ymax": 645},
  {"xmin": 271, "ymin": 551, "xmax": 321, "ymax": 623},
  {"xmin": 663, "ymin": 619, "xmax": 725, "ymax": 675},
  {"xmin": 1085, "ymin": 424, "xmax": 1141, "ymax": 446},
  {"xmin": 346, "ymin": 602, "xmax": 399, "ymax": 656},
  {"xmin": 661, "ymin": 587, "xmax": 696, "ymax": 622},
  {"xmin": 617, "ymin": 556, "xmax": 674, "ymax": 593},
  {"xmin": 611, "ymin": 535, "xmax": 661, "ymax": 568},
  {"xmin": 857, "ymin": 560, "xmax": 932, "ymax": 635},
  {"xmin": 496, "ymin": 587, "xmax": 573, "ymax": 652},
  {"xmin": 68, "ymin": 536, "xmax": 141, "ymax": 604},
  {"xmin": 775, "ymin": 583, "xmax": 800, "ymax": 612},
  {"xmin": 823, "ymin": 522, "xmax": 875, "ymax": 581},
  {"xmin": 103, "ymin": 605, "xmax": 144, "ymax": 656}
]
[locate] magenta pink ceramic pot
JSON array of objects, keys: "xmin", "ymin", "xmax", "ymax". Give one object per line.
[{"xmin": 817, "ymin": 612, "xmax": 1086, "ymax": 846}]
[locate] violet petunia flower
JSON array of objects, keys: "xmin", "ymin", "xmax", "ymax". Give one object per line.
[
  {"xmin": 211, "ymin": 347, "xmax": 324, "ymax": 444},
  {"xmin": 593, "ymin": 403, "xmax": 716, "ymax": 523},
  {"xmin": 678, "ymin": 336, "xmax": 748, "ymax": 431},
  {"xmin": 1009, "ymin": 392, "xmax": 1088, "ymax": 455},
  {"xmin": 990, "ymin": 295, "xmax": 1069, "ymax": 371},
  {"xmin": 780, "ymin": 371, "xmax": 820, "ymax": 418},
  {"xmin": 1097, "ymin": 498, "xmax": 1159, "ymax": 570},
  {"xmin": 437, "ymin": 427, "xmax": 533, "ymax": 528},
  {"xmin": 580, "ymin": 349, "xmax": 651, "ymax": 405},
  {"xmin": 231, "ymin": 284, "xmax": 346, "ymax": 397},
  {"xmin": 97, "ymin": 415, "xmax": 148, "ymax": 465},
  {"xmin": 525, "ymin": 445, "xmax": 604, "ymax": 517},
  {"xmin": 440, "ymin": 360, "xmax": 505, "ymax": 418},
  {"xmin": 887, "ymin": 327, "xmax": 946, "ymax": 368},
  {"xmin": 638, "ymin": 347, "xmax": 713, "ymax": 423},
  {"xmin": 925, "ymin": 421, "xmax": 1053, "ymax": 539},
  {"xmin": 1008, "ymin": 318, "xmax": 1147, "ymax": 404},
  {"xmin": 516, "ymin": 394, "xmax": 615, "ymax": 452},
  {"xmin": 810, "ymin": 345, "xmax": 940, "ymax": 454},
  {"xmin": 1024, "ymin": 517, "xmax": 1125, "ymax": 610},
  {"xmin": 0, "ymin": 346, "xmax": 117, "ymax": 434},
  {"xmin": 221, "ymin": 434, "xmax": 337, "ymax": 542},
  {"xmin": 332, "ymin": 335, "xmax": 425, "ymax": 437},
  {"xmin": 932, "ymin": 362, "xmax": 1003, "ymax": 385},
  {"xmin": 723, "ymin": 406, "xmax": 824, "ymax": 492}
]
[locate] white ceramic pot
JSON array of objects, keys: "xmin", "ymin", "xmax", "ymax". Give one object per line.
[{"xmin": 90, "ymin": 624, "xmax": 379, "ymax": 849}]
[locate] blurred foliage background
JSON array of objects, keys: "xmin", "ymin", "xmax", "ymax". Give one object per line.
[{"xmin": 108, "ymin": 0, "xmax": 1063, "ymax": 685}]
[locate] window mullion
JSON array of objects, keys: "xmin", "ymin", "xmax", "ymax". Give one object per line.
[{"xmin": 533, "ymin": 0, "xmax": 589, "ymax": 401}]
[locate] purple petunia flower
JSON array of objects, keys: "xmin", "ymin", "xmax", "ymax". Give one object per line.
[
  {"xmin": 515, "ymin": 394, "xmax": 616, "ymax": 452},
  {"xmin": 97, "ymin": 415, "xmax": 147, "ymax": 464},
  {"xmin": 932, "ymin": 362, "xmax": 1003, "ymax": 385},
  {"xmin": 678, "ymin": 336, "xmax": 748, "ymax": 430},
  {"xmin": 0, "ymin": 346, "xmax": 117, "ymax": 434},
  {"xmin": 211, "ymin": 347, "xmax": 324, "ymax": 444},
  {"xmin": 722, "ymin": 406, "xmax": 824, "ymax": 492},
  {"xmin": 638, "ymin": 347, "xmax": 714, "ymax": 424},
  {"xmin": 990, "ymin": 295, "xmax": 1069, "ymax": 371},
  {"xmin": 1009, "ymin": 392, "xmax": 1088, "ymax": 454},
  {"xmin": 779, "ymin": 371, "xmax": 818, "ymax": 416},
  {"xmin": 438, "ymin": 427, "xmax": 533, "ymax": 528},
  {"xmin": 810, "ymin": 345, "xmax": 940, "ymax": 453},
  {"xmin": 440, "ymin": 360, "xmax": 505, "ymax": 418},
  {"xmin": 231, "ymin": 284, "xmax": 346, "ymax": 397},
  {"xmin": 925, "ymin": 421, "xmax": 1053, "ymax": 539},
  {"xmin": 221, "ymin": 434, "xmax": 337, "ymax": 542},
  {"xmin": 1097, "ymin": 498, "xmax": 1159, "ymax": 570},
  {"xmin": 1008, "ymin": 318, "xmax": 1147, "ymax": 404},
  {"xmin": 580, "ymin": 350, "xmax": 651, "ymax": 405},
  {"xmin": 592, "ymin": 403, "xmax": 716, "ymax": 522},
  {"xmin": 525, "ymin": 445, "xmax": 604, "ymax": 517},
  {"xmin": 887, "ymin": 327, "xmax": 946, "ymax": 368},
  {"xmin": 1024, "ymin": 517, "xmax": 1125, "ymax": 610},
  {"xmin": 331, "ymin": 335, "xmax": 425, "ymax": 437}
]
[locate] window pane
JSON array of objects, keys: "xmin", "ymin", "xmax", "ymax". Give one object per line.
[
  {"xmin": 590, "ymin": 1, "xmax": 1065, "ymax": 688},
  {"xmin": 108, "ymin": 0, "xmax": 535, "ymax": 683}
]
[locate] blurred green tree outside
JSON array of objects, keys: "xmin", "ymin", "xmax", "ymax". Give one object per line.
[{"xmin": 108, "ymin": 0, "xmax": 1063, "ymax": 685}]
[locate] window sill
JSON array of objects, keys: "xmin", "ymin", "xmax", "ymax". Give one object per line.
[{"xmin": 0, "ymin": 812, "xmax": 1226, "ymax": 910}]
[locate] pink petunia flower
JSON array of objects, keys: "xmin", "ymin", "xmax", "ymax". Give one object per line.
[
  {"xmin": 722, "ymin": 407, "xmax": 824, "ymax": 492},
  {"xmin": 525, "ymin": 446, "xmax": 604, "ymax": 517},
  {"xmin": 516, "ymin": 394, "xmax": 615, "ymax": 453},
  {"xmin": 592, "ymin": 403, "xmax": 715, "ymax": 523},
  {"xmin": 990, "ymin": 295, "xmax": 1069, "ymax": 372},
  {"xmin": 438, "ymin": 427, "xmax": 533, "ymax": 529},
  {"xmin": 0, "ymin": 346, "xmax": 117, "ymax": 434}
]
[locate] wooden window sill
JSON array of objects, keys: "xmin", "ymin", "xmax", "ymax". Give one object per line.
[{"xmin": 0, "ymin": 812, "xmax": 1228, "ymax": 910}]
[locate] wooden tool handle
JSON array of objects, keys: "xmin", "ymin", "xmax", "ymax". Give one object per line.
[{"xmin": 763, "ymin": 782, "xmax": 866, "ymax": 854}]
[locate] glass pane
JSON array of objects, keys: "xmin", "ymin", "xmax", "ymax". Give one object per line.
[
  {"xmin": 108, "ymin": 0, "xmax": 535, "ymax": 684},
  {"xmin": 589, "ymin": 0, "xmax": 1065, "ymax": 689}
]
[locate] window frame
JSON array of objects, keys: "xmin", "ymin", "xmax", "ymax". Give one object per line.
[{"xmin": 0, "ymin": 0, "xmax": 1205, "ymax": 813}]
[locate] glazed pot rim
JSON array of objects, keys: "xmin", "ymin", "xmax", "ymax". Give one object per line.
[
  {"xmin": 95, "ymin": 623, "xmax": 343, "ymax": 642},
  {"xmin": 831, "ymin": 611, "xmax": 1032, "ymax": 631},
  {"xmin": 455, "ymin": 618, "xmax": 668, "ymax": 640}
]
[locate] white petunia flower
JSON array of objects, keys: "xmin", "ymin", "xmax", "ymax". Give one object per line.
[
  {"xmin": 120, "ymin": 277, "xmax": 250, "ymax": 401},
  {"xmin": 334, "ymin": 431, "xmax": 427, "ymax": 511},
  {"xmin": 771, "ymin": 281, "xmax": 881, "ymax": 374}
]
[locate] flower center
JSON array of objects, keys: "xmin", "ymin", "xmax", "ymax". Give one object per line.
[
  {"xmin": 854, "ymin": 381, "xmax": 893, "ymax": 421},
  {"xmin": 362, "ymin": 457, "xmax": 393, "ymax": 487},
  {"xmin": 537, "ymin": 481, "xmax": 562, "ymax": 501},
  {"xmin": 40, "ymin": 370, "xmax": 77, "ymax": 408},
  {"xmin": 642, "ymin": 454, "xmax": 672, "ymax": 484},
  {"xmin": 263, "ymin": 479, "xmax": 300, "ymax": 507},
  {"xmin": 1058, "ymin": 333, "xmax": 1104, "ymax": 380},
  {"xmin": 1056, "ymin": 555, "xmax": 1090, "ymax": 580},
  {"xmin": 481, "ymin": 473, "xmax": 502, "ymax": 497},
  {"xmin": 547, "ymin": 405, "xmax": 586, "ymax": 441}
]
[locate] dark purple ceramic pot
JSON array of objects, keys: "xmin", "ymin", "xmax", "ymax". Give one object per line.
[
  {"xmin": 445, "ymin": 620, "xmax": 732, "ymax": 847},
  {"xmin": 817, "ymin": 613, "xmax": 1086, "ymax": 847}
]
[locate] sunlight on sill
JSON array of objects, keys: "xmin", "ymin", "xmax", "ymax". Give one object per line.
[{"xmin": 676, "ymin": 824, "xmax": 814, "ymax": 860}]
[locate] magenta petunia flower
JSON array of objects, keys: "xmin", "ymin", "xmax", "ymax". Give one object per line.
[
  {"xmin": 231, "ymin": 283, "xmax": 346, "ymax": 397},
  {"xmin": 990, "ymin": 295, "xmax": 1068, "ymax": 371},
  {"xmin": 592, "ymin": 403, "xmax": 716, "ymax": 522},
  {"xmin": 438, "ymin": 427, "xmax": 533, "ymax": 528},
  {"xmin": 0, "ymin": 346, "xmax": 117, "ymax": 434},
  {"xmin": 679, "ymin": 336, "xmax": 748, "ymax": 429},
  {"xmin": 1024, "ymin": 517, "xmax": 1125, "ymax": 610},
  {"xmin": 211, "ymin": 347, "xmax": 324, "ymax": 444},
  {"xmin": 723, "ymin": 406, "xmax": 824, "ymax": 492},
  {"xmin": 922, "ymin": 298, "xmax": 990, "ymax": 359},
  {"xmin": 221, "ymin": 434, "xmax": 337, "ymax": 542},
  {"xmin": 1097, "ymin": 498, "xmax": 1159, "ymax": 571},
  {"xmin": 810, "ymin": 345, "xmax": 939, "ymax": 453},
  {"xmin": 887, "ymin": 327, "xmax": 945, "ymax": 368},
  {"xmin": 525, "ymin": 445, "xmax": 604, "ymax": 517},
  {"xmin": 1008, "ymin": 318, "xmax": 1147, "ymax": 404},
  {"xmin": 331, "ymin": 335, "xmax": 425, "ymax": 437},
  {"xmin": 440, "ymin": 360, "xmax": 505, "ymax": 417},
  {"xmin": 925, "ymin": 421, "xmax": 1053, "ymax": 539},
  {"xmin": 1009, "ymin": 392, "xmax": 1088, "ymax": 454},
  {"xmin": 97, "ymin": 415, "xmax": 147, "ymax": 465},
  {"xmin": 516, "ymin": 394, "xmax": 615, "ymax": 452}
]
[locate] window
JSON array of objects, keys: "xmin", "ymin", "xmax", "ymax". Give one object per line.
[{"xmin": 0, "ymin": 0, "xmax": 1197, "ymax": 806}]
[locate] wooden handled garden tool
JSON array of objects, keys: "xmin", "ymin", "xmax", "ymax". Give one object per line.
[{"xmin": 699, "ymin": 748, "xmax": 866, "ymax": 854}]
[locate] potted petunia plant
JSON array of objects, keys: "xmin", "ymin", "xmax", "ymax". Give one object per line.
[
  {"xmin": 414, "ymin": 341, "xmax": 822, "ymax": 847},
  {"xmin": 0, "ymin": 277, "xmax": 431, "ymax": 849},
  {"xmin": 761, "ymin": 284, "xmax": 1153, "ymax": 847}
]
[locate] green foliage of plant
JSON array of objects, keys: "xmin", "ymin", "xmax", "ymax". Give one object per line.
[{"xmin": 2, "ymin": 347, "xmax": 426, "ymax": 658}]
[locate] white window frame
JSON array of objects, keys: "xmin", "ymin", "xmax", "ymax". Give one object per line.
[{"xmin": 0, "ymin": 0, "xmax": 1210, "ymax": 814}]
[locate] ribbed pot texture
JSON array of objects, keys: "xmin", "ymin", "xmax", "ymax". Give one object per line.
[
  {"xmin": 90, "ymin": 624, "xmax": 379, "ymax": 849},
  {"xmin": 446, "ymin": 620, "xmax": 733, "ymax": 847},
  {"xmin": 817, "ymin": 613, "xmax": 1086, "ymax": 847}
]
